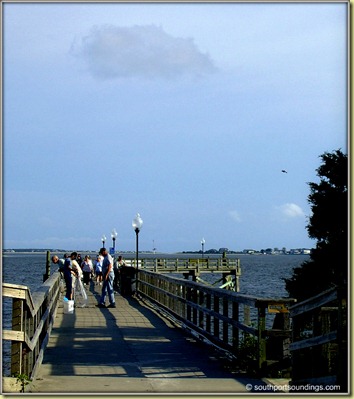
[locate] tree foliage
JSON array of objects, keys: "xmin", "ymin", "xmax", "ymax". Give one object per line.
[{"xmin": 284, "ymin": 149, "xmax": 348, "ymax": 301}]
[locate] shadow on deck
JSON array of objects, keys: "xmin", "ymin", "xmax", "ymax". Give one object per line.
[{"xmin": 31, "ymin": 282, "xmax": 266, "ymax": 394}]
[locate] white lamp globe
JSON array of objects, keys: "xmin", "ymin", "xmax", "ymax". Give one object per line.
[{"xmin": 132, "ymin": 213, "xmax": 143, "ymax": 231}]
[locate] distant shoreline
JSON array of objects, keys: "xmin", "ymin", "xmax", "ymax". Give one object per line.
[{"xmin": 3, "ymin": 250, "xmax": 311, "ymax": 256}]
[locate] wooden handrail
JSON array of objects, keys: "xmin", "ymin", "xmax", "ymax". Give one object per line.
[
  {"xmin": 3, "ymin": 283, "xmax": 35, "ymax": 314},
  {"xmin": 289, "ymin": 286, "xmax": 337, "ymax": 317},
  {"xmin": 289, "ymin": 285, "xmax": 346, "ymax": 388},
  {"xmin": 121, "ymin": 258, "xmax": 241, "ymax": 274},
  {"xmin": 137, "ymin": 269, "xmax": 295, "ymax": 371},
  {"xmin": 2, "ymin": 272, "xmax": 62, "ymax": 381}
]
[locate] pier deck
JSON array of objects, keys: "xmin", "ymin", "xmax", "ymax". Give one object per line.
[{"xmin": 31, "ymin": 282, "xmax": 261, "ymax": 394}]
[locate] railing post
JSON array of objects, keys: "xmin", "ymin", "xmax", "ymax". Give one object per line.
[
  {"xmin": 199, "ymin": 291, "xmax": 204, "ymax": 328},
  {"xmin": 206, "ymin": 293, "xmax": 211, "ymax": 333},
  {"xmin": 192, "ymin": 288, "xmax": 198, "ymax": 326},
  {"xmin": 214, "ymin": 295, "xmax": 220, "ymax": 339},
  {"xmin": 154, "ymin": 259, "xmax": 158, "ymax": 273},
  {"xmin": 257, "ymin": 306, "xmax": 267, "ymax": 371},
  {"xmin": 232, "ymin": 301, "xmax": 239, "ymax": 354},
  {"xmin": 181, "ymin": 285, "xmax": 186, "ymax": 319},
  {"xmin": 235, "ymin": 260, "xmax": 241, "ymax": 292},
  {"xmin": 223, "ymin": 297, "xmax": 229, "ymax": 343},
  {"xmin": 186, "ymin": 286, "xmax": 192, "ymax": 322},
  {"xmin": 337, "ymin": 285, "xmax": 347, "ymax": 391},
  {"xmin": 244, "ymin": 305, "xmax": 250, "ymax": 326},
  {"xmin": 11, "ymin": 298, "xmax": 24, "ymax": 376}
]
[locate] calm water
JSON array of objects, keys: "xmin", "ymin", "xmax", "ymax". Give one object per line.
[
  {"xmin": 2, "ymin": 252, "xmax": 308, "ymax": 376},
  {"xmin": 2, "ymin": 252, "xmax": 308, "ymax": 296}
]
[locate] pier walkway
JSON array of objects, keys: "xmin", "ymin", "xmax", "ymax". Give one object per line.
[{"xmin": 31, "ymin": 283, "xmax": 263, "ymax": 394}]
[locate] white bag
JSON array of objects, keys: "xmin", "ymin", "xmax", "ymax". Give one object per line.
[
  {"xmin": 75, "ymin": 278, "xmax": 88, "ymax": 307},
  {"xmin": 63, "ymin": 299, "xmax": 74, "ymax": 314}
]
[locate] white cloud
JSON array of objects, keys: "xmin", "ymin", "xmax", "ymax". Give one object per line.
[
  {"xmin": 278, "ymin": 203, "xmax": 305, "ymax": 219},
  {"xmin": 229, "ymin": 210, "xmax": 242, "ymax": 222},
  {"xmin": 72, "ymin": 24, "xmax": 217, "ymax": 80}
]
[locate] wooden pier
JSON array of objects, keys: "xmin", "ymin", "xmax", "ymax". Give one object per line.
[
  {"xmin": 3, "ymin": 277, "xmax": 262, "ymax": 394},
  {"xmin": 125, "ymin": 257, "xmax": 241, "ymax": 290},
  {"xmin": 2, "ymin": 256, "xmax": 347, "ymax": 394}
]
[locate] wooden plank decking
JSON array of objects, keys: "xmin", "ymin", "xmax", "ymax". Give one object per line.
[{"xmin": 30, "ymin": 282, "xmax": 260, "ymax": 394}]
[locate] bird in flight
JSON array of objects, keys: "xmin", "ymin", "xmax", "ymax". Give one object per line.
[{"xmin": 281, "ymin": 170, "xmax": 288, "ymax": 173}]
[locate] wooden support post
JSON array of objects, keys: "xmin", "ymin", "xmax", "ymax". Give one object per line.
[
  {"xmin": 235, "ymin": 275, "xmax": 240, "ymax": 292},
  {"xmin": 257, "ymin": 307, "xmax": 267, "ymax": 371},
  {"xmin": 223, "ymin": 297, "xmax": 229, "ymax": 343},
  {"xmin": 214, "ymin": 296, "xmax": 220, "ymax": 339},
  {"xmin": 291, "ymin": 310, "xmax": 301, "ymax": 382},
  {"xmin": 43, "ymin": 250, "xmax": 51, "ymax": 282},
  {"xmin": 244, "ymin": 305, "xmax": 251, "ymax": 326},
  {"xmin": 181, "ymin": 285, "xmax": 186, "ymax": 319},
  {"xmin": 27, "ymin": 314, "xmax": 34, "ymax": 373},
  {"xmin": 11, "ymin": 298, "xmax": 24, "ymax": 376},
  {"xmin": 206, "ymin": 293, "xmax": 211, "ymax": 333},
  {"xmin": 337, "ymin": 286, "xmax": 347, "ymax": 391},
  {"xmin": 199, "ymin": 291, "xmax": 204, "ymax": 329},
  {"xmin": 192, "ymin": 269, "xmax": 199, "ymax": 282},
  {"xmin": 192, "ymin": 288, "xmax": 198, "ymax": 326},
  {"xmin": 186, "ymin": 287, "xmax": 192, "ymax": 322},
  {"xmin": 236, "ymin": 260, "xmax": 241, "ymax": 292},
  {"xmin": 154, "ymin": 259, "xmax": 158, "ymax": 273},
  {"xmin": 232, "ymin": 301, "xmax": 239, "ymax": 354}
]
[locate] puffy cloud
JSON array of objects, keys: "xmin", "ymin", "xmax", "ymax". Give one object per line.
[
  {"xmin": 229, "ymin": 210, "xmax": 242, "ymax": 222},
  {"xmin": 73, "ymin": 24, "xmax": 217, "ymax": 80},
  {"xmin": 278, "ymin": 203, "xmax": 305, "ymax": 218}
]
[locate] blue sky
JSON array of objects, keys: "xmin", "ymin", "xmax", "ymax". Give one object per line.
[{"xmin": 2, "ymin": 2, "xmax": 348, "ymax": 252}]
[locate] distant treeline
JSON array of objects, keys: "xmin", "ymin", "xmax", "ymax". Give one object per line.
[{"xmin": 4, "ymin": 248, "xmax": 311, "ymax": 255}]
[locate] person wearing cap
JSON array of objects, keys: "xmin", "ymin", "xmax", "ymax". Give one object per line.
[{"xmin": 96, "ymin": 248, "xmax": 116, "ymax": 308}]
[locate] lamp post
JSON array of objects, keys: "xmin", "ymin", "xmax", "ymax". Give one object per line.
[
  {"xmin": 101, "ymin": 234, "xmax": 106, "ymax": 248},
  {"xmin": 201, "ymin": 238, "xmax": 205, "ymax": 258},
  {"xmin": 111, "ymin": 228, "xmax": 118, "ymax": 254},
  {"xmin": 132, "ymin": 213, "xmax": 143, "ymax": 293}
]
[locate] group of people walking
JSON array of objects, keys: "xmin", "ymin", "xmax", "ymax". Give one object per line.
[{"xmin": 52, "ymin": 248, "xmax": 132, "ymax": 309}]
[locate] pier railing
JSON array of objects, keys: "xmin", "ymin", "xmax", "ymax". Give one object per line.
[
  {"xmin": 2, "ymin": 272, "xmax": 62, "ymax": 387},
  {"xmin": 125, "ymin": 257, "xmax": 241, "ymax": 291},
  {"xmin": 125, "ymin": 257, "xmax": 240, "ymax": 273},
  {"xmin": 289, "ymin": 286, "xmax": 347, "ymax": 390},
  {"xmin": 137, "ymin": 269, "xmax": 296, "ymax": 373}
]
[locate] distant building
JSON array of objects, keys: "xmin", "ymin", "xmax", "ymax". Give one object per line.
[
  {"xmin": 289, "ymin": 248, "xmax": 312, "ymax": 255},
  {"xmin": 243, "ymin": 249, "xmax": 255, "ymax": 254},
  {"xmin": 301, "ymin": 248, "xmax": 311, "ymax": 255}
]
